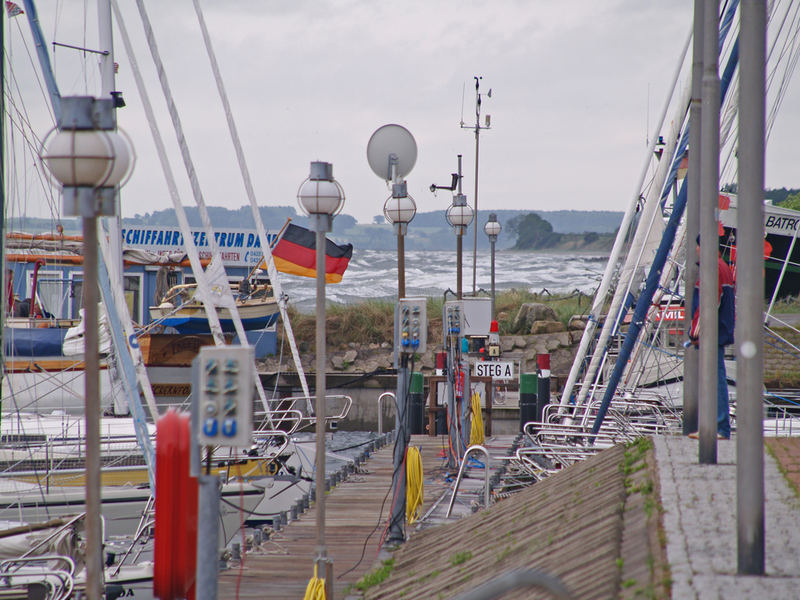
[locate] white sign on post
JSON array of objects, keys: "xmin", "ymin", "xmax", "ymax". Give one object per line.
[
  {"xmin": 474, "ymin": 361, "xmax": 514, "ymax": 380},
  {"xmin": 196, "ymin": 346, "xmax": 254, "ymax": 448}
]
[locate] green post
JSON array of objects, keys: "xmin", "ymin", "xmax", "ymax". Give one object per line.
[
  {"xmin": 519, "ymin": 373, "xmax": 538, "ymax": 432},
  {"xmin": 409, "ymin": 372, "xmax": 425, "ymax": 434}
]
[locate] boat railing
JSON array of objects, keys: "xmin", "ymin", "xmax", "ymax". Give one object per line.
[
  {"xmin": 268, "ymin": 395, "xmax": 353, "ymax": 431},
  {"xmin": 524, "ymin": 419, "xmax": 632, "ymax": 446},
  {"xmin": 377, "ymin": 392, "xmax": 396, "ymax": 436},
  {"xmin": 519, "ymin": 391, "xmax": 686, "ymax": 477},
  {"xmin": 0, "ymin": 435, "xmax": 147, "ymax": 486},
  {"xmin": 445, "ymin": 444, "xmax": 491, "ymax": 518},
  {"xmin": 253, "ymin": 408, "xmax": 304, "ymax": 436},
  {"xmin": 543, "ymin": 392, "xmax": 681, "ymax": 435},
  {"xmin": 762, "ymin": 393, "xmax": 800, "ymax": 437},
  {"xmin": 110, "ymin": 495, "xmax": 155, "ymax": 578},
  {"xmin": 518, "ymin": 442, "xmax": 598, "ymax": 471},
  {"xmin": 15, "ymin": 513, "xmax": 86, "ymax": 562},
  {"xmin": 0, "ymin": 555, "xmax": 75, "ymax": 600},
  {"xmin": 250, "ymin": 429, "xmax": 292, "ymax": 459},
  {"xmin": 1, "ymin": 515, "xmax": 85, "ymax": 600}
]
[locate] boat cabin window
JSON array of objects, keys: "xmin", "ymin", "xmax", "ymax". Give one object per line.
[
  {"xmin": 124, "ymin": 275, "xmax": 142, "ymax": 324},
  {"xmin": 27, "ymin": 270, "xmax": 66, "ymax": 319},
  {"xmin": 70, "ymin": 274, "xmax": 142, "ymax": 323}
]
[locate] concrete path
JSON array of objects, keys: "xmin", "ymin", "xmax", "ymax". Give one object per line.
[{"xmin": 654, "ymin": 436, "xmax": 800, "ymax": 599}]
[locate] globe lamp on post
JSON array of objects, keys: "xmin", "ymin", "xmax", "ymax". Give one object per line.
[
  {"xmin": 446, "ymin": 193, "xmax": 474, "ymax": 299},
  {"xmin": 383, "ymin": 184, "xmax": 416, "ymax": 298},
  {"xmin": 40, "ymin": 96, "xmax": 132, "ymax": 599},
  {"xmin": 297, "ymin": 160, "xmax": 344, "ymax": 594},
  {"xmin": 484, "ymin": 213, "xmax": 501, "ymax": 318}
]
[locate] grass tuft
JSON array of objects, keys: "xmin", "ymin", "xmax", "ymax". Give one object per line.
[
  {"xmin": 284, "ymin": 289, "xmax": 592, "ymax": 349},
  {"xmin": 450, "ymin": 550, "xmax": 473, "ymax": 566},
  {"xmin": 354, "ymin": 558, "xmax": 395, "ymax": 591}
]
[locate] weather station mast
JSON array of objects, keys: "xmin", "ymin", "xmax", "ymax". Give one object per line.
[{"xmin": 461, "ymin": 76, "xmax": 491, "ymax": 295}]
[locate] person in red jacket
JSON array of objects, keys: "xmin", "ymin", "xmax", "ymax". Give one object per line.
[{"xmin": 688, "ymin": 236, "xmax": 735, "ymax": 439}]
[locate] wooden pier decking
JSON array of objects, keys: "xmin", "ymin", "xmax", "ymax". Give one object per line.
[{"xmin": 218, "ymin": 434, "xmax": 518, "ymax": 599}]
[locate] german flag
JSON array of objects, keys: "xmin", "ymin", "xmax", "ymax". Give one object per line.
[{"xmin": 270, "ymin": 223, "xmax": 352, "ymax": 283}]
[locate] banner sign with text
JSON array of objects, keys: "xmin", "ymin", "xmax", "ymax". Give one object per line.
[{"xmin": 121, "ymin": 226, "xmax": 277, "ymax": 268}]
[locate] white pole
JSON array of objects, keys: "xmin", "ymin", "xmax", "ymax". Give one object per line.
[
  {"xmin": 736, "ymin": 0, "xmax": 766, "ymax": 575},
  {"xmin": 698, "ymin": 0, "xmax": 720, "ymax": 464},
  {"xmin": 683, "ymin": 0, "xmax": 704, "ymax": 435}
]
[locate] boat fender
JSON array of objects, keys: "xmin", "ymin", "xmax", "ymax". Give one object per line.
[{"xmin": 154, "ymin": 410, "xmax": 198, "ymax": 600}]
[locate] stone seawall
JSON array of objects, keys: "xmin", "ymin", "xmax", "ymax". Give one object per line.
[
  {"xmin": 258, "ymin": 323, "xmax": 800, "ymax": 430},
  {"xmin": 258, "ymin": 330, "xmax": 584, "ymax": 384}
]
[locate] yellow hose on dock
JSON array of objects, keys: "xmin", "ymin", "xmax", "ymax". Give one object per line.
[
  {"xmin": 406, "ymin": 446, "xmax": 424, "ymax": 525},
  {"xmin": 304, "ymin": 564, "xmax": 326, "ymax": 599},
  {"xmin": 469, "ymin": 391, "xmax": 485, "ymax": 446}
]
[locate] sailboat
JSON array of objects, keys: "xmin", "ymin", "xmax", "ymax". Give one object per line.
[
  {"xmin": 0, "ymin": 4, "xmax": 340, "ymax": 596},
  {"xmin": 554, "ymin": 0, "xmax": 800, "ymax": 439},
  {"xmin": 487, "ymin": 5, "xmax": 800, "ymax": 503}
]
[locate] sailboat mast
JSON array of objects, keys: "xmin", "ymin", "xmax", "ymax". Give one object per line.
[
  {"xmin": 98, "ymin": 1, "xmax": 115, "ymax": 96},
  {"xmin": 1, "ymin": 0, "xmax": 6, "ymax": 409},
  {"xmin": 98, "ymin": 0, "xmax": 124, "ymax": 294},
  {"xmin": 20, "ymin": 0, "xmax": 60, "ymax": 118}
]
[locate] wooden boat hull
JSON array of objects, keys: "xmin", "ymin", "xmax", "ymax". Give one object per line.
[{"xmin": 149, "ymin": 302, "xmax": 279, "ymax": 334}]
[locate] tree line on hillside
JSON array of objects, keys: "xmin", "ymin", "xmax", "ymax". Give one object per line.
[
  {"xmin": 505, "ymin": 213, "xmax": 616, "ymax": 251},
  {"xmin": 12, "ymin": 187, "xmax": 799, "ymax": 252}
]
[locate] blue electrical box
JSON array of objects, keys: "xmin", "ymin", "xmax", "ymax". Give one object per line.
[
  {"xmin": 194, "ymin": 346, "xmax": 254, "ymax": 448},
  {"xmin": 398, "ymin": 297, "xmax": 427, "ymax": 354}
]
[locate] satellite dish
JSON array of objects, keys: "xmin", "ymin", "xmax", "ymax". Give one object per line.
[{"xmin": 367, "ymin": 124, "xmax": 417, "ymax": 181}]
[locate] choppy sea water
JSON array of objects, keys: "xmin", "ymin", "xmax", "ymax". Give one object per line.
[{"xmin": 280, "ymin": 249, "xmax": 608, "ymax": 312}]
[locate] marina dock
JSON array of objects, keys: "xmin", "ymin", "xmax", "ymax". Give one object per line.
[
  {"xmin": 218, "ymin": 434, "xmax": 519, "ymax": 598},
  {"xmin": 219, "ymin": 434, "xmax": 800, "ymax": 599}
]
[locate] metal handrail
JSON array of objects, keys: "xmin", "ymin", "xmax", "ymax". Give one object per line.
[
  {"xmin": 251, "ymin": 430, "xmax": 291, "ymax": 460},
  {"xmin": 254, "ymin": 408, "xmax": 305, "ymax": 435},
  {"xmin": 20, "ymin": 513, "xmax": 86, "ymax": 560},
  {"xmin": 0, "ymin": 556, "xmax": 76, "ymax": 600},
  {"xmin": 272, "ymin": 394, "xmax": 353, "ymax": 430},
  {"xmin": 111, "ymin": 496, "xmax": 155, "ymax": 577},
  {"xmin": 377, "ymin": 392, "xmax": 396, "ymax": 435},
  {"xmin": 445, "ymin": 444, "xmax": 490, "ymax": 518}
]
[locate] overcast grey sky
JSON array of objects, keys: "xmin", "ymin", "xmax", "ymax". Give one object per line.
[{"xmin": 5, "ymin": 1, "xmax": 800, "ymax": 225}]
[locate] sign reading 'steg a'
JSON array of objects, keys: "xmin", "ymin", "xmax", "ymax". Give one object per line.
[{"xmin": 474, "ymin": 361, "xmax": 514, "ymax": 380}]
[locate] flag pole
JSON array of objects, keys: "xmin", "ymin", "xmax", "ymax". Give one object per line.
[{"xmin": 247, "ymin": 217, "xmax": 292, "ymax": 281}]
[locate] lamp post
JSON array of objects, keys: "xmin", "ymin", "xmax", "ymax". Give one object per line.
[
  {"xmin": 297, "ymin": 161, "xmax": 344, "ymax": 594},
  {"xmin": 484, "ymin": 213, "xmax": 501, "ymax": 319},
  {"xmin": 383, "ymin": 184, "xmax": 416, "ymax": 298},
  {"xmin": 40, "ymin": 96, "xmax": 132, "ymax": 600},
  {"xmin": 444, "ymin": 158, "xmax": 473, "ymax": 469},
  {"xmin": 383, "ymin": 184, "xmax": 416, "ymax": 545},
  {"xmin": 446, "ymin": 157, "xmax": 474, "ymax": 299},
  {"xmin": 367, "ymin": 124, "xmax": 418, "ymax": 547}
]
